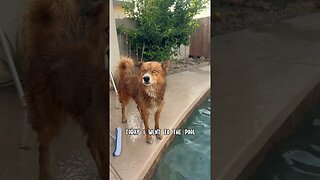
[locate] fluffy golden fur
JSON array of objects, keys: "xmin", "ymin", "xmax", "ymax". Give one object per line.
[
  {"xmin": 24, "ymin": 0, "xmax": 108, "ymax": 179},
  {"xmin": 116, "ymin": 57, "xmax": 171, "ymax": 144}
]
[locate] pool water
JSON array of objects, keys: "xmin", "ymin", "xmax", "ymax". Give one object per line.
[
  {"xmin": 152, "ymin": 97, "xmax": 211, "ymax": 180},
  {"xmin": 251, "ymin": 104, "xmax": 320, "ymax": 180}
]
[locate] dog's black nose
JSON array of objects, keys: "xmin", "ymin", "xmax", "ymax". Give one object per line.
[{"xmin": 143, "ymin": 76, "xmax": 150, "ymax": 82}]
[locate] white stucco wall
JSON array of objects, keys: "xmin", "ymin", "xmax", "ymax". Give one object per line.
[
  {"xmin": 110, "ymin": 0, "xmax": 121, "ymax": 75},
  {"xmin": 195, "ymin": 1, "xmax": 211, "ymax": 19}
]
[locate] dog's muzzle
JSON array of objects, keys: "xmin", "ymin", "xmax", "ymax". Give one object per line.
[{"xmin": 142, "ymin": 74, "xmax": 152, "ymax": 86}]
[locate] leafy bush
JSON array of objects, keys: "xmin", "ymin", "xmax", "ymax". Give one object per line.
[{"xmin": 118, "ymin": 0, "xmax": 208, "ymax": 61}]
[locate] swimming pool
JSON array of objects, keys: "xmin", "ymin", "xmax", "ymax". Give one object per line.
[
  {"xmin": 152, "ymin": 97, "xmax": 211, "ymax": 180},
  {"xmin": 251, "ymin": 103, "xmax": 320, "ymax": 180}
]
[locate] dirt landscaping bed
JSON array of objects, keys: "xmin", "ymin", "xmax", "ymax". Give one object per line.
[{"xmin": 168, "ymin": 57, "xmax": 211, "ymax": 75}]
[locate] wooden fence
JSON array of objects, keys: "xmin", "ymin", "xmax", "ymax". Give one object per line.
[{"xmin": 189, "ymin": 17, "xmax": 211, "ymax": 57}]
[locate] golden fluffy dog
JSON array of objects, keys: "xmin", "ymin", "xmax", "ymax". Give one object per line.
[{"xmin": 116, "ymin": 57, "xmax": 171, "ymax": 144}]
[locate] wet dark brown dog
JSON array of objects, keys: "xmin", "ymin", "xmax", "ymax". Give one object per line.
[
  {"xmin": 24, "ymin": 0, "xmax": 108, "ymax": 179},
  {"xmin": 116, "ymin": 57, "xmax": 171, "ymax": 144}
]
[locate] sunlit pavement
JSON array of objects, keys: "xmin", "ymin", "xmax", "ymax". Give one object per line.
[
  {"xmin": 0, "ymin": 65, "xmax": 210, "ymax": 180},
  {"xmin": 109, "ymin": 66, "xmax": 210, "ymax": 180}
]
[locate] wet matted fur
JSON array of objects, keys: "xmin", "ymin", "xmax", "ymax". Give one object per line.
[
  {"xmin": 24, "ymin": 0, "xmax": 108, "ymax": 179},
  {"xmin": 116, "ymin": 57, "xmax": 171, "ymax": 144}
]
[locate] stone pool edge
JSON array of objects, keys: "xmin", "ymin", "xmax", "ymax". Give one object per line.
[{"xmin": 237, "ymin": 78, "xmax": 320, "ymax": 179}]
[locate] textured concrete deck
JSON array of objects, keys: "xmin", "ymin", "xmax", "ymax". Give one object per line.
[
  {"xmin": 0, "ymin": 65, "xmax": 210, "ymax": 180},
  {"xmin": 109, "ymin": 66, "xmax": 210, "ymax": 180},
  {"xmin": 213, "ymin": 12, "xmax": 320, "ymax": 180}
]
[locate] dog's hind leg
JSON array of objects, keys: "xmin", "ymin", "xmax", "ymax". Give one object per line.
[
  {"xmin": 118, "ymin": 93, "xmax": 129, "ymax": 123},
  {"xmin": 37, "ymin": 128, "xmax": 55, "ymax": 180},
  {"xmin": 121, "ymin": 103, "xmax": 128, "ymax": 123},
  {"xmin": 137, "ymin": 105, "xmax": 142, "ymax": 116},
  {"xmin": 30, "ymin": 102, "xmax": 62, "ymax": 180}
]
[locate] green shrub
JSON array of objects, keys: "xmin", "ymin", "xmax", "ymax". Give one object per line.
[{"xmin": 118, "ymin": 0, "xmax": 208, "ymax": 61}]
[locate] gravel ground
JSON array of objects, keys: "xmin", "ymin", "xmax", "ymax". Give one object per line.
[
  {"xmin": 168, "ymin": 57, "xmax": 211, "ymax": 75},
  {"xmin": 212, "ymin": 0, "xmax": 320, "ymax": 36}
]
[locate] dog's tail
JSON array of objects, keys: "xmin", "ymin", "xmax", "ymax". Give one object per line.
[
  {"xmin": 26, "ymin": 0, "xmax": 78, "ymax": 27},
  {"xmin": 25, "ymin": 0, "xmax": 78, "ymax": 58},
  {"xmin": 115, "ymin": 57, "xmax": 135, "ymax": 84}
]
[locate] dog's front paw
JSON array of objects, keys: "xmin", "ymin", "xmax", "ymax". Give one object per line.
[
  {"xmin": 156, "ymin": 134, "xmax": 163, "ymax": 140},
  {"xmin": 146, "ymin": 135, "xmax": 154, "ymax": 144},
  {"xmin": 121, "ymin": 117, "xmax": 127, "ymax": 123}
]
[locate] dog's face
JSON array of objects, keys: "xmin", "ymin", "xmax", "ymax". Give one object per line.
[{"xmin": 137, "ymin": 61, "xmax": 171, "ymax": 86}]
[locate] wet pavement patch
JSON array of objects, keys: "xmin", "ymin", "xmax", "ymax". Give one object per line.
[{"xmin": 55, "ymin": 149, "xmax": 100, "ymax": 180}]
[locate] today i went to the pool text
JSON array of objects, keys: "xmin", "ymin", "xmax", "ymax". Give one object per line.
[{"xmin": 125, "ymin": 128, "xmax": 196, "ymax": 136}]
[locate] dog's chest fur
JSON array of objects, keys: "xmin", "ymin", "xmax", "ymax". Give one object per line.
[
  {"xmin": 146, "ymin": 86, "xmax": 159, "ymax": 114},
  {"xmin": 149, "ymin": 99, "xmax": 158, "ymax": 114},
  {"xmin": 146, "ymin": 86, "xmax": 157, "ymax": 99}
]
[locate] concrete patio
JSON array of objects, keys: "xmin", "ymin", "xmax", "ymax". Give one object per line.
[
  {"xmin": 109, "ymin": 65, "xmax": 211, "ymax": 180},
  {"xmin": 213, "ymin": 12, "xmax": 320, "ymax": 180},
  {"xmin": 0, "ymin": 64, "xmax": 210, "ymax": 179}
]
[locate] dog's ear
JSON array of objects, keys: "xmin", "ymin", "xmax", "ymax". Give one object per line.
[
  {"xmin": 162, "ymin": 60, "xmax": 171, "ymax": 73},
  {"xmin": 135, "ymin": 61, "xmax": 143, "ymax": 70}
]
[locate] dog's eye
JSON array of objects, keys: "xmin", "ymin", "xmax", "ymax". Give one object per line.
[
  {"xmin": 142, "ymin": 70, "xmax": 147, "ymax": 73},
  {"xmin": 152, "ymin": 70, "xmax": 158, "ymax": 73}
]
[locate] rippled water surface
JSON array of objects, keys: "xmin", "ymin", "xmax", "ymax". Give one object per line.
[
  {"xmin": 251, "ymin": 105, "xmax": 320, "ymax": 180},
  {"xmin": 152, "ymin": 97, "xmax": 211, "ymax": 180}
]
